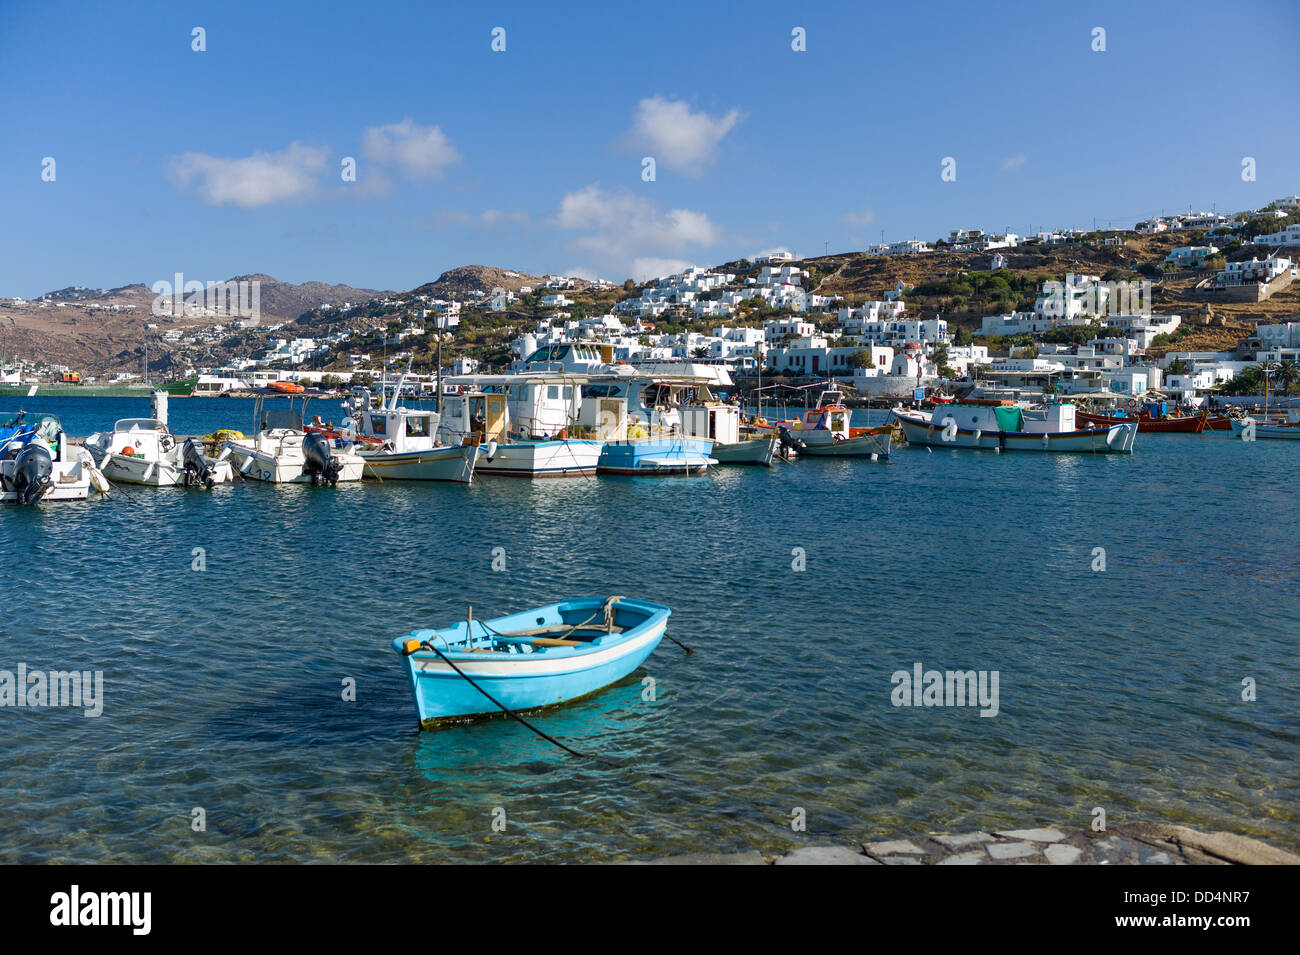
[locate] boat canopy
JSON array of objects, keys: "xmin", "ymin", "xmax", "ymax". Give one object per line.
[{"xmin": 992, "ymin": 405, "xmax": 1024, "ymax": 432}]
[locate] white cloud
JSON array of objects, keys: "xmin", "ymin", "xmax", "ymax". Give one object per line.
[
  {"xmin": 1000, "ymin": 153, "xmax": 1028, "ymax": 173},
  {"xmin": 841, "ymin": 207, "xmax": 876, "ymax": 227},
  {"xmin": 166, "ymin": 143, "xmax": 328, "ymax": 207},
  {"xmin": 630, "ymin": 258, "xmax": 696, "ymax": 282},
  {"xmin": 554, "ymin": 185, "xmax": 720, "ymax": 280},
  {"xmin": 363, "ymin": 119, "xmax": 461, "ymax": 179},
  {"xmin": 619, "ymin": 96, "xmax": 742, "ymax": 174}
]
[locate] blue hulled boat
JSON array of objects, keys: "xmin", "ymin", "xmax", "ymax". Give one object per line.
[
  {"xmin": 596, "ymin": 436, "xmax": 715, "ymax": 475},
  {"xmin": 392, "ymin": 596, "xmax": 670, "ymax": 727}
]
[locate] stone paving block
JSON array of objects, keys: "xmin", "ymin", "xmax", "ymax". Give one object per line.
[
  {"xmin": 934, "ymin": 831, "xmax": 995, "ymax": 851},
  {"xmin": 880, "ymin": 856, "xmax": 923, "ymax": 865},
  {"xmin": 642, "ymin": 851, "xmax": 767, "ymax": 865},
  {"xmin": 996, "ymin": 827, "xmax": 1066, "ymax": 842},
  {"xmin": 936, "ymin": 851, "xmax": 986, "ymax": 865},
  {"xmin": 864, "ymin": 839, "xmax": 925, "ymax": 856},
  {"xmin": 1138, "ymin": 848, "xmax": 1173, "ymax": 865},
  {"xmin": 1043, "ymin": 844, "xmax": 1084, "ymax": 865},
  {"xmin": 986, "ymin": 841, "xmax": 1039, "ymax": 861},
  {"xmin": 775, "ymin": 846, "xmax": 878, "ymax": 865}
]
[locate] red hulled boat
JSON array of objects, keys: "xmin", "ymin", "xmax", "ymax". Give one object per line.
[{"xmin": 1075, "ymin": 409, "xmax": 1208, "ymax": 434}]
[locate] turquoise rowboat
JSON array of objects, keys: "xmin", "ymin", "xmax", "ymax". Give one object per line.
[{"xmin": 392, "ymin": 596, "xmax": 670, "ymax": 727}]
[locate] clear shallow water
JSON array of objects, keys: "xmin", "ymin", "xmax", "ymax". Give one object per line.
[{"xmin": 1, "ymin": 397, "xmax": 1296, "ymax": 862}]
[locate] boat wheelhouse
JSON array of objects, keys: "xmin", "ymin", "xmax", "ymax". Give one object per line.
[
  {"xmin": 579, "ymin": 373, "xmax": 717, "ymax": 475},
  {"xmin": 437, "ymin": 374, "xmax": 604, "ymax": 478},
  {"xmin": 324, "ymin": 384, "xmax": 480, "ymax": 484}
]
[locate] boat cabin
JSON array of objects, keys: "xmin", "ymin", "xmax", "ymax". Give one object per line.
[
  {"xmin": 935, "ymin": 402, "xmax": 1077, "ymax": 435},
  {"xmin": 249, "ymin": 389, "xmax": 332, "ymax": 435},
  {"xmin": 439, "ymin": 374, "xmax": 584, "ymax": 444},
  {"xmin": 787, "ymin": 388, "xmax": 853, "ymax": 439}
]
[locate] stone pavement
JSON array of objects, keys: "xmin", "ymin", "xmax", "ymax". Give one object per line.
[{"xmin": 637, "ymin": 823, "xmax": 1300, "ymax": 865}]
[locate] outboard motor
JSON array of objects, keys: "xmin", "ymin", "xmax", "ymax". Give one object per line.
[
  {"xmin": 182, "ymin": 437, "xmax": 216, "ymax": 489},
  {"xmin": 302, "ymin": 431, "xmax": 342, "ymax": 486},
  {"xmin": 777, "ymin": 425, "xmax": 806, "ymax": 454},
  {"xmin": 13, "ymin": 442, "xmax": 53, "ymax": 504}
]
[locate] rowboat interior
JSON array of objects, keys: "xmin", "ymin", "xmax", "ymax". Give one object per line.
[{"xmin": 404, "ymin": 597, "xmax": 654, "ymax": 656}]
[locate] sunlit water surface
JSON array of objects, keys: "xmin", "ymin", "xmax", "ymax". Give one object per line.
[{"xmin": 1, "ymin": 397, "xmax": 1296, "ymax": 861}]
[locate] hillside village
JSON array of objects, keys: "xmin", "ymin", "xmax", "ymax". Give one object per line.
[{"xmin": 4, "ymin": 193, "xmax": 1300, "ymax": 403}]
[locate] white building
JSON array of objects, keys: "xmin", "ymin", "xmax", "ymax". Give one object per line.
[
  {"xmin": 1165, "ymin": 245, "xmax": 1220, "ymax": 267},
  {"xmin": 1217, "ymin": 256, "xmax": 1292, "ymax": 286},
  {"xmin": 1034, "ymin": 274, "xmax": 1108, "ymax": 321},
  {"xmin": 1251, "ymin": 224, "xmax": 1300, "ymax": 248}
]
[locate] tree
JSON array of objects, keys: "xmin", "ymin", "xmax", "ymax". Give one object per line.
[
  {"xmin": 1276, "ymin": 358, "xmax": 1299, "ymax": 394},
  {"xmin": 931, "ymin": 344, "xmax": 955, "ymax": 378},
  {"xmin": 848, "ymin": 348, "xmax": 875, "ymax": 369}
]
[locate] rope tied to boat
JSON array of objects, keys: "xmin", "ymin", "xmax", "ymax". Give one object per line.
[{"xmin": 420, "ymin": 643, "xmax": 593, "ymax": 759}]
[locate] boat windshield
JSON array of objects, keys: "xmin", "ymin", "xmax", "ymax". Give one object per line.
[{"xmin": 114, "ymin": 418, "xmax": 168, "ymax": 432}]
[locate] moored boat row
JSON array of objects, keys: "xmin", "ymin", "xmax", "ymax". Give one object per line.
[{"xmin": 11, "ymin": 371, "xmax": 1295, "ymax": 506}]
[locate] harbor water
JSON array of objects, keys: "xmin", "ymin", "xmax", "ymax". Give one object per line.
[{"xmin": 1, "ymin": 397, "xmax": 1296, "ymax": 862}]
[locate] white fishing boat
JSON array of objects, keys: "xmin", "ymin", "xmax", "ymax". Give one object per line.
[
  {"xmin": 892, "ymin": 401, "xmax": 1138, "ymax": 453},
  {"xmin": 223, "ymin": 388, "xmax": 366, "ymax": 484},
  {"xmin": 437, "ymin": 374, "xmax": 605, "ymax": 478},
  {"xmin": 0, "ymin": 412, "xmax": 106, "ymax": 504},
  {"xmin": 1229, "ymin": 413, "xmax": 1300, "ymax": 440},
  {"xmin": 579, "ymin": 372, "xmax": 716, "ymax": 475},
  {"xmin": 84, "ymin": 392, "xmax": 231, "ymax": 488},
  {"xmin": 321, "ymin": 384, "xmax": 480, "ymax": 483},
  {"xmin": 710, "ymin": 435, "xmax": 777, "ymax": 465},
  {"xmin": 776, "ymin": 386, "xmax": 891, "ymax": 459}
]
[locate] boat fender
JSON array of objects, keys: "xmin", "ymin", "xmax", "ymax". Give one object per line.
[
  {"xmin": 972, "ymin": 428, "xmax": 982, "ymax": 443},
  {"xmin": 1041, "ymin": 432, "xmax": 1050, "ymax": 448},
  {"xmin": 485, "ymin": 439, "xmax": 498, "ymax": 461}
]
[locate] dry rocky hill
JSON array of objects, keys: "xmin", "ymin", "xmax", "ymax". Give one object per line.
[
  {"xmin": 1, "ymin": 275, "xmax": 389, "ymax": 374},
  {"xmin": 5, "ymin": 236, "xmax": 1297, "ymax": 375}
]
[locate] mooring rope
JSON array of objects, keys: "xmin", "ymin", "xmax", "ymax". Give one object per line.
[{"xmin": 422, "ymin": 643, "xmax": 592, "ymax": 758}]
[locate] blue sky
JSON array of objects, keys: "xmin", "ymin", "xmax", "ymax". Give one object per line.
[{"xmin": 1, "ymin": 0, "xmax": 1297, "ymax": 296}]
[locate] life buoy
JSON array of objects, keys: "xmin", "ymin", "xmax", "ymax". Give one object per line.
[{"xmin": 1127, "ymin": 398, "xmax": 1138, "ymax": 409}]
